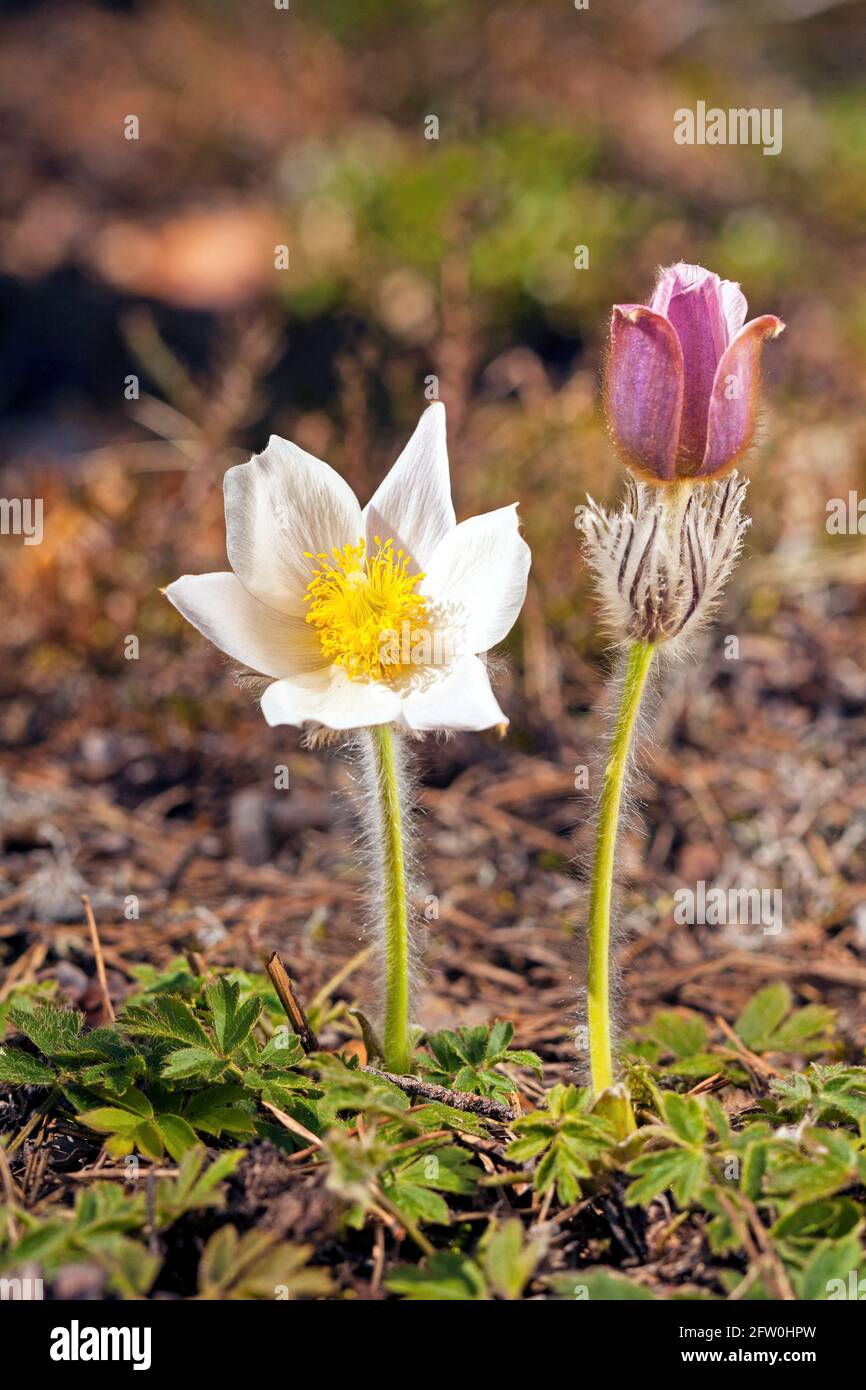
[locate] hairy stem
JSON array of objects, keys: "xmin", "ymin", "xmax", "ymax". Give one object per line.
[
  {"xmin": 369, "ymin": 724, "xmax": 411, "ymax": 1074},
  {"xmin": 587, "ymin": 639, "xmax": 655, "ymax": 1111}
]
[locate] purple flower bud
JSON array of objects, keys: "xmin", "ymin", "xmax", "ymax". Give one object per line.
[{"xmin": 604, "ymin": 263, "xmax": 784, "ymax": 483}]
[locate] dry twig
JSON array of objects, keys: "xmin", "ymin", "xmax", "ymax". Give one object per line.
[{"xmin": 81, "ymin": 895, "xmax": 115, "ymax": 1023}]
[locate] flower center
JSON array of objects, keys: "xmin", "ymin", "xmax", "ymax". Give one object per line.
[{"xmin": 303, "ymin": 536, "xmax": 429, "ymax": 682}]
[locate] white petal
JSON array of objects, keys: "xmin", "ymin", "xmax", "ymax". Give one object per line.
[
  {"xmin": 363, "ymin": 403, "xmax": 455, "ymax": 568},
  {"xmin": 165, "ymin": 573, "xmax": 325, "ymax": 679},
  {"xmin": 719, "ymin": 279, "xmax": 748, "ymax": 343},
  {"xmin": 400, "ymin": 655, "xmax": 506, "ymax": 733},
  {"xmin": 224, "ymin": 436, "xmax": 363, "ymax": 617},
  {"xmin": 422, "ymin": 504, "xmax": 530, "ymax": 654},
  {"xmin": 261, "ymin": 668, "xmax": 402, "ymax": 730}
]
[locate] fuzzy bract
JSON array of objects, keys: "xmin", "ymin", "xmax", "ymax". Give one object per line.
[{"xmin": 577, "ymin": 473, "xmax": 750, "ymax": 647}]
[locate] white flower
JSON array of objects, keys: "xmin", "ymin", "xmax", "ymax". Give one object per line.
[{"xmin": 165, "ymin": 404, "xmax": 531, "ymax": 733}]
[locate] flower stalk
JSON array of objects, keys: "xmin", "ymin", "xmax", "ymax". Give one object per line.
[
  {"xmin": 586, "ymin": 639, "xmax": 655, "ymax": 1127},
  {"xmin": 368, "ymin": 724, "xmax": 412, "ymax": 1074}
]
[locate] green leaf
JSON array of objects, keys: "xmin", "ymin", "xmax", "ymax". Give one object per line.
[
  {"xmin": 399, "ymin": 1101, "xmax": 489, "ymax": 1138},
  {"xmin": 650, "ymin": 1009, "xmax": 709, "ymax": 1059},
  {"xmin": 126, "ymin": 1121, "xmax": 164, "ymax": 1161},
  {"xmin": 156, "ymin": 1114, "xmax": 200, "ymax": 1162},
  {"xmin": 73, "ymin": 1182, "xmax": 146, "ymax": 1237},
  {"xmin": 426, "ymin": 1030, "xmax": 467, "ymax": 1073},
  {"xmin": 205, "ymin": 978, "xmax": 262, "ymax": 1055},
  {"xmin": 258, "ymin": 1079, "xmax": 319, "ymax": 1114},
  {"xmin": 421, "ymin": 1023, "xmax": 540, "ymax": 1091},
  {"xmin": 741, "ymin": 1140, "xmax": 768, "ymax": 1200},
  {"xmin": 110, "ymin": 1087, "xmax": 154, "ymax": 1119},
  {"xmin": 535, "ymin": 1145, "xmax": 586, "ymax": 1205},
  {"xmin": 772, "ymin": 1198, "xmax": 862, "ymax": 1243},
  {"xmin": 662, "ymin": 1092, "xmax": 706, "ymax": 1146},
  {"xmin": 660, "ymin": 1053, "xmax": 723, "ymax": 1080},
  {"xmin": 258, "ymin": 1033, "xmax": 305, "ymax": 1068},
  {"xmin": 0, "ymin": 1047, "xmax": 55, "ymax": 1085},
  {"xmin": 770, "ymin": 1071, "xmax": 812, "ymax": 1116},
  {"xmin": 161, "ymin": 1047, "xmax": 228, "ymax": 1081},
  {"xmin": 706, "ymin": 1210, "xmax": 740, "ymax": 1257},
  {"xmin": 6, "ymin": 1221, "xmax": 71, "ymax": 1266},
  {"xmin": 122, "ymin": 997, "xmax": 213, "ymax": 1050},
  {"xmin": 349, "ymin": 1009, "xmax": 385, "ymax": 1064},
  {"xmin": 799, "ymin": 1234, "xmax": 864, "ymax": 1300},
  {"xmin": 94, "ymin": 1236, "xmax": 161, "ymax": 1298},
  {"xmin": 554, "ymin": 1268, "xmax": 657, "ymax": 1300},
  {"xmin": 771, "ymin": 1005, "xmax": 836, "ymax": 1050},
  {"xmin": 704, "ymin": 1096, "xmax": 731, "ymax": 1143},
  {"xmin": 125, "ymin": 956, "xmax": 202, "ymax": 1001},
  {"xmin": 503, "ymin": 1048, "xmax": 544, "ymax": 1076},
  {"xmin": 0, "ymin": 983, "xmax": 58, "ymax": 1040},
  {"xmin": 58, "ymin": 1027, "xmax": 137, "ymax": 1065},
  {"xmin": 183, "ymin": 1085, "xmax": 257, "ymax": 1138},
  {"xmin": 485, "ymin": 1020, "xmax": 514, "ymax": 1059},
  {"xmin": 185, "ymin": 1148, "xmax": 246, "ymax": 1196},
  {"xmin": 735, "ymin": 984, "xmax": 792, "ymax": 1049},
  {"xmin": 397, "ymin": 1146, "xmax": 477, "ymax": 1195},
  {"xmin": 155, "ymin": 1146, "xmax": 246, "ymax": 1226},
  {"xmin": 389, "ymin": 1182, "xmax": 450, "ymax": 1225},
  {"xmin": 626, "ymin": 1148, "xmax": 706, "ymax": 1207},
  {"xmin": 480, "ymin": 1218, "xmax": 544, "ymax": 1300},
  {"xmin": 767, "ymin": 1128, "xmax": 856, "ymax": 1202},
  {"xmin": 77, "ymin": 1105, "xmax": 150, "ymax": 1136},
  {"xmin": 79, "ymin": 1055, "xmax": 146, "ymax": 1096},
  {"xmin": 197, "ymin": 1225, "xmax": 332, "ymax": 1300},
  {"xmin": 386, "ymin": 1251, "xmax": 488, "ymax": 1300},
  {"xmin": 506, "ymin": 1086, "xmax": 615, "ymax": 1206},
  {"xmin": 8, "ymin": 1004, "xmax": 83, "ymax": 1057},
  {"xmin": 459, "ymin": 1026, "xmax": 489, "ymax": 1065},
  {"xmin": 506, "ymin": 1130, "xmax": 554, "ymax": 1163},
  {"xmin": 770, "ymin": 1065, "xmax": 866, "ymax": 1131}
]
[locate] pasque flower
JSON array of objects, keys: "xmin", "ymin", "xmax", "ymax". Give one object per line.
[
  {"xmin": 165, "ymin": 403, "xmax": 530, "ymax": 734},
  {"xmin": 578, "ymin": 265, "xmax": 783, "ymax": 1135},
  {"xmin": 166, "ymin": 403, "xmax": 530, "ymax": 1077},
  {"xmin": 605, "ymin": 262, "xmax": 784, "ymax": 482}
]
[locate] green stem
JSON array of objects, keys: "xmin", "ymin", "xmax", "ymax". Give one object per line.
[
  {"xmin": 370, "ymin": 724, "xmax": 411, "ymax": 1074},
  {"xmin": 587, "ymin": 639, "xmax": 655, "ymax": 1104}
]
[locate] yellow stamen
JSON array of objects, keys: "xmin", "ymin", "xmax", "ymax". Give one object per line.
[{"xmin": 303, "ymin": 537, "xmax": 430, "ymax": 682}]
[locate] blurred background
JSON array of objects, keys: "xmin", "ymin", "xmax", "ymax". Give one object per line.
[{"xmin": 1, "ymin": 0, "xmax": 865, "ymax": 1060}]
